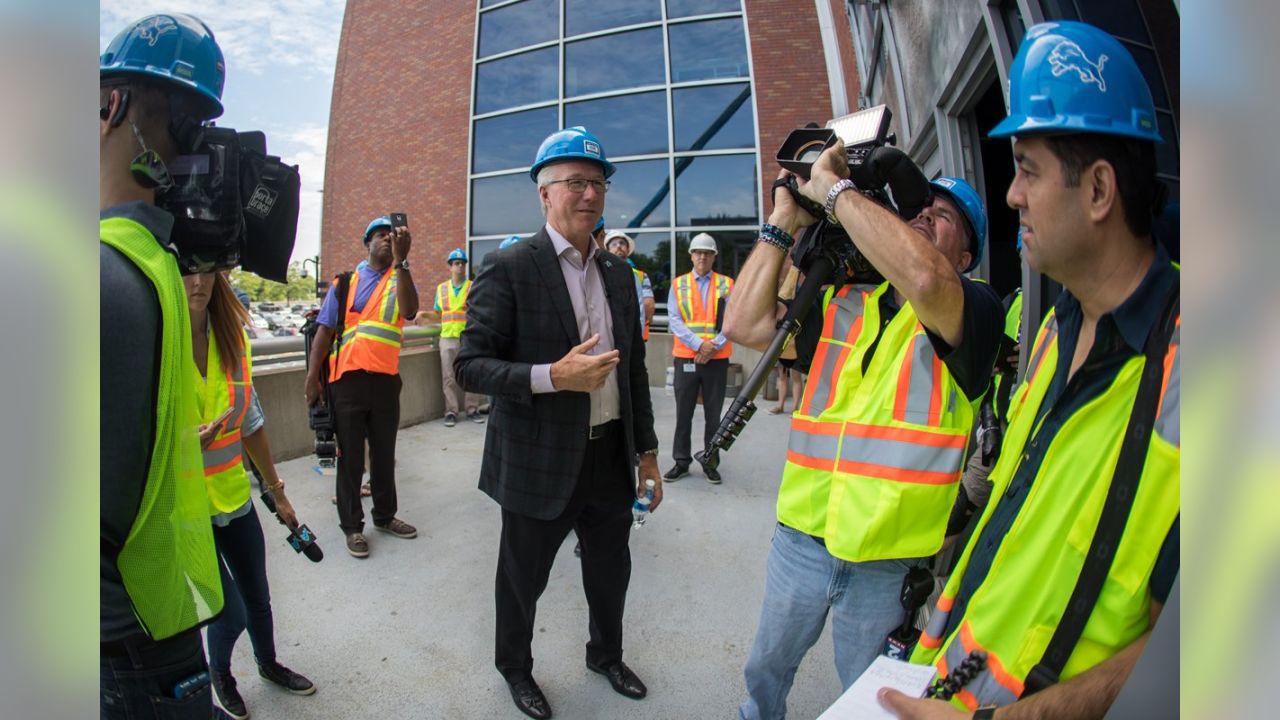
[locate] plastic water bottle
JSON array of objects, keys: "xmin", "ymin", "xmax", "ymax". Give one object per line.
[{"xmin": 632, "ymin": 479, "xmax": 656, "ymax": 528}]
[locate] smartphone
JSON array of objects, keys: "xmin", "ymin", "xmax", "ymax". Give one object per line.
[
  {"xmin": 209, "ymin": 406, "xmax": 235, "ymax": 430},
  {"xmin": 389, "ymin": 212, "xmax": 408, "ymax": 229}
]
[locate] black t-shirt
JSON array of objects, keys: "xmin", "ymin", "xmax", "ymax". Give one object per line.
[
  {"xmin": 100, "ymin": 202, "xmax": 173, "ymax": 641},
  {"xmin": 793, "ymin": 276, "xmax": 1003, "ymax": 403}
]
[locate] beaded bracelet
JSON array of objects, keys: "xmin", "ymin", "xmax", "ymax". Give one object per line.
[{"xmin": 759, "ymin": 223, "xmax": 795, "ymax": 251}]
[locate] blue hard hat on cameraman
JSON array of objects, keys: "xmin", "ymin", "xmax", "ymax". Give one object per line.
[
  {"xmin": 446, "ymin": 248, "xmax": 468, "ymax": 264},
  {"xmin": 989, "ymin": 21, "xmax": 1162, "ymax": 143},
  {"xmin": 498, "ymin": 235, "xmax": 522, "ymax": 250},
  {"xmin": 100, "ymin": 13, "xmax": 226, "ymax": 120},
  {"xmin": 929, "ymin": 177, "xmax": 987, "ymax": 273},
  {"xmin": 529, "ymin": 126, "xmax": 616, "ymax": 182},
  {"xmin": 364, "ymin": 216, "xmax": 392, "ymax": 244}
]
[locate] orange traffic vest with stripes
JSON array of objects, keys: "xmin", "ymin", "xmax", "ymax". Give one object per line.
[
  {"xmin": 329, "ymin": 269, "xmax": 404, "ymax": 381},
  {"xmin": 911, "ymin": 298, "xmax": 1181, "ymax": 711},
  {"xmin": 436, "ymin": 279, "xmax": 470, "ymax": 339},
  {"xmin": 195, "ymin": 327, "xmax": 254, "ymax": 514},
  {"xmin": 671, "ymin": 271, "xmax": 732, "ymax": 359},
  {"xmin": 778, "ymin": 282, "xmax": 979, "ymax": 562}
]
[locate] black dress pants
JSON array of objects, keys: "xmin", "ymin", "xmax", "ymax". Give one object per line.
[
  {"xmin": 672, "ymin": 357, "xmax": 729, "ymax": 465},
  {"xmin": 495, "ymin": 420, "xmax": 633, "ymax": 683},
  {"xmin": 330, "ymin": 370, "xmax": 401, "ymax": 534}
]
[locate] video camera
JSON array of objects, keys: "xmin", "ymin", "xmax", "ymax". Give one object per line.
[
  {"xmin": 300, "ymin": 311, "xmax": 338, "ymax": 474},
  {"xmin": 157, "ymin": 126, "xmax": 300, "ymax": 282}
]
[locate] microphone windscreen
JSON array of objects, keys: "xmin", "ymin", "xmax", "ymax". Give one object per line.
[{"xmin": 302, "ymin": 541, "xmax": 324, "ymax": 563}]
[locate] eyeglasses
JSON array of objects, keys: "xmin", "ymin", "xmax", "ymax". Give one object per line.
[{"xmin": 545, "ymin": 178, "xmax": 611, "ymax": 194}]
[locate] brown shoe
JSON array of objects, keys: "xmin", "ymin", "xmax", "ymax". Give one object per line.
[
  {"xmin": 346, "ymin": 532, "xmax": 369, "ymax": 558},
  {"xmin": 374, "ymin": 518, "xmax": 418, "ymax": 539}
]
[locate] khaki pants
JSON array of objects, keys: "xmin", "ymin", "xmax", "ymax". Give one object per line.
[{"xmin": 439, "ymin": 336, "xmax": 480, "ymax": 416}]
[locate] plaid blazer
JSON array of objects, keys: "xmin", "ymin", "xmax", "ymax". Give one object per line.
[{"xmin": 456, "ymin": 227, "xmax": 658, "ymax": 520}]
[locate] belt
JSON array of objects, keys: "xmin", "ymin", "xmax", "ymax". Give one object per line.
[{"xmin": 589, "ymin": 420, "xmax": 620, "ymax": 440}]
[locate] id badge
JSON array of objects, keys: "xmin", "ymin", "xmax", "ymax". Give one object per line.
[{"xmin": 683, "ymin": 363, "xmax": 695, "ymax": 372}]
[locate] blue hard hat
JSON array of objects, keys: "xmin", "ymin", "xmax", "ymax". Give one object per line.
[
  {"xmin": 100, "ymin": 13, "xmax": 226, "ymax": 120},
  {"xmin": 446, "ymin": 248, "xmax": 468, "ymax": 264},
  {"xmin": 929, "ymin": 177, "xmax": 987, "ymax": 273},
  {"xmin": 593, "ymin": 216, "xmax": 606, "ymax": 234},
  {"xmin": 529, "ymin": 126, "xmax": 616, "ymax": 182},
  {"xmin": 364, "ymin": 216, "xmax": 392, "ymax": 244},
  {"xmin": 498, "ymin": 235, "xmax": 522, "ymax": 250},
  {"xmin": 990, "ymin": 21, "xmax": 1162, "ymax": 143}
]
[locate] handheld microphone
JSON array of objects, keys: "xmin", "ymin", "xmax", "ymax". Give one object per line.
[{"xmin": 259, "ymin": 489, "xmax": 324, "ymax": 562}]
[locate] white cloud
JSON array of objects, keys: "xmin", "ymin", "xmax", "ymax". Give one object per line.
[{"xmin": 100, "ymin": 0, "xmax": 345, "ymax": 78}]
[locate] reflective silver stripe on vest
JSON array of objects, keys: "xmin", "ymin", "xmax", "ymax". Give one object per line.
[
  {"xmin": 802, "ymin": 291, "xmax": 867, "ymax": 416},
  {"xmin": 1025, "ymin": 316, "xmax": 1059, "ymax": 382},
  {"xmin": 381, "ymin": 278, "xmax": 398, "ymax": 323},
  {"xmin": 839, "ymin": 432, "xmax": 966, "ymax": 476},
  {"xmin": 943, "ymin": 639, "xmax": 1020, "ymax": 707},
  {"xmin": 357, "ymin": 323, "xmax": 402, "ymax": 344},
  {"xmin": 923, "ymin": 608, "xmax": 950, "ymax": 645},
  {"xmin": 788, "ymin": 427, "xmax": 840, "ymax": 463},
  {"xmin": 1155, "ymin": 326, "xmax": 1180, "ymax": 446},
  {"xmin": 203, "ymin": 439, "xmax": 241, "ymax": 469},
  {"xmin": 901, "ymin": 335, "xmax": 938, "ymax": 422}
]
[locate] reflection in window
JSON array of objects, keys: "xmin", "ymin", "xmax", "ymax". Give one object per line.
[
  {"xmin": 468, "ymin": 238, "xmax": 503, "ymax": 276},
  {"xmin": 566, "ymin": 92, "xmax": 668, "ymax": 157},
  {"xmin": 566, "ymin": 0, "xmax": 660, "ymax": 37},
  {"xmin": 471, "ymin": 173, "xmax": 545, "ymax": 236},
  {"xmin": 475, "ymin": 46, "xmax": 558, "ymax": 114},
  {"xmin": 473, "ymin": 107, "xmax": 558, "ymax": 173},
  {"xmin": 565, "ymin": 28, "xmax": 664, "ymax": 97},
  {"xmin": 668, "ymin": 18, "xmax": 748, "ymax": 82},
  {"xmin": 675, "ymin": 154, "xmax": 757, "ymax": 226},
  {"xmin": 673, "ymin": 83, "xmax": 754, "ymax": 151},
  {"xmin": 666, "ymin": 0, "xmax": 741, "ymax": 19},
  {"xmin": 625, "ymin": 231, "xmax": 672, "ymax": 303},
  {"xmin": 603, "ymin": 159, "xmax": 670, "ymax": 230},
  {"xmin": 478, "ymin": 0, "xmax": 558, "ymax": 58}
]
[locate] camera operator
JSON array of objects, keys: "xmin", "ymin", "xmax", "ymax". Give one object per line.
[
  {"xmin": 304, "ymin": 216, "xmax": 419, "ymax": 558},
  {"xmin": 722, "ymin": 149, "xmax": 1002, "ymax": 716},
  {"xmin": 100, "ymin": 14, "xmax": 228, "ymax": 718}
]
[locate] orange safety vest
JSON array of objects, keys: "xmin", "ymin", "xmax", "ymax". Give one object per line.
[
  {"xmin": 329, "ymin": 269, "xmax": 404, "ymax": 381},
  {"xmin": 671, "ymin": 271, "xmax": 732, "ymax": 359}
]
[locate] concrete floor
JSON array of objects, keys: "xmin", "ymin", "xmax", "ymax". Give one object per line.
[{"xmin": 221, "ymin": 393, "xmax": 844, "ymax": 719}]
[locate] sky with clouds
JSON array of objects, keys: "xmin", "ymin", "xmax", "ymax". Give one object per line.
[{"xmin": 100, "ymin": 1, "xmax": 347, "ymax": 266}]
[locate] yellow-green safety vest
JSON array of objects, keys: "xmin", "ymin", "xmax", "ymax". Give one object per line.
[
  {"xmin": 195, "ymin": 327, "xmax": 254, "ymax": 514},
  {"xmin": 778, "ymin": 282, "xmax": 980, "ymax": 562},
  {"xmin": 436, "ymin": 279, "xmax": 470, "ymax": 338},
  {"xmin": 101, "ymin": 216, "xmax": 223, "ymax": 639},
  {"xmin": 911, "ymin": 297, "xmax": 1181, "ymax": 711}
]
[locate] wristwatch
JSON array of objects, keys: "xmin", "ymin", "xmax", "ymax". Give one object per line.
[
  {"xmin": 972, "ymin": 706, "xmax": 997, "ymax": 719},
  {"xmin": 395, "ymin": 259, "xmax": 411, "ymax": 271},
  {"xmin": 824, "ymin": 178, "xmax": 856, "ymax": 226},
  {"xmin": 638, "ymin": 448, "xmax": 659, "ymax": 457}
]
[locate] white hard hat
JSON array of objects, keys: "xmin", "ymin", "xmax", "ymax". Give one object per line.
[
  {"xmin": 689, "ymin": 232, "xmax": 717, "ymax": 254},
  {"xmin": 603, "ymin": 229, "xmax": 634, "ymax": 253}
]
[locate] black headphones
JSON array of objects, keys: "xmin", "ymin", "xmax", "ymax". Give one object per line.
[{"xmin": 99, "ymin": 87, "xmax": 131, "ymax": 129}]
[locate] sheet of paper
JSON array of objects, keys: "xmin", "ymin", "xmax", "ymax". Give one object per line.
[{"xmin": 817, "ymin": 655, "xmax": 937, "ymax": 720}]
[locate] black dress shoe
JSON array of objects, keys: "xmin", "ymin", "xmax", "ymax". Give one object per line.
[
  {"xmin": 586, "ymin": 660, "xmax": 647, "ymax": 700},
  {"xmin": 508, "ymin": 678, "xmax": 552, "ymax": 719},
  {"xmin": 664, "ymin": 464, "xmax": 689, "ymax": 481},
  {"xmin": 703, "ymin": 465, "xmax": 722, "ymax": 484}
]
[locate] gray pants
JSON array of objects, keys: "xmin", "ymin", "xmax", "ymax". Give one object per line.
[{"xmin": 439, "ymin": 336, "xmax": 480, "ymax": 416}]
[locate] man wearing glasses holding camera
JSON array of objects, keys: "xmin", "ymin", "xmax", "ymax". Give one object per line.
[
  {"xmin": 457, "ymin": 126, "xmax": 661, "ymax": 720},
  {"xmin": 723, "ymin": 151, "xmax": 1002, "ymax": 717}
]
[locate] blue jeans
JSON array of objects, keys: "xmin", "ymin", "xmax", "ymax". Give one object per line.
[
  {"xmin": 740, "ymin": 523, "xmax": 915, "ymax": 720},
  {"xmin": 100, "ymin": 630, "xmax": 212, "ymax": 719},
  {"xmin": 207, "ymin": 503, "xmax": 277, "ymax": 673}
]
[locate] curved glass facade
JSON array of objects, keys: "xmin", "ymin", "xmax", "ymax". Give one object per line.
[{"xmin": 470, "ymin": 0, "xmax": 759, "ymax": 307}]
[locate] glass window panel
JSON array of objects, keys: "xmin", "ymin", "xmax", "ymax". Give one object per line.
[
  {"xmin": 566, "ymin": 0, "xmax": 660, "ymax": 37},
  {"xmin": 480, "ymin": 0, "xmax": 508, "ymax": 8},
  {"xmin": 565, "ymin": 28, "xmax": 665, "ymax": 97},
  {"xmin": 603, "ymin": 159, "xmax": 671, "ymax": 230},
  {"xmin": 566, "ymin": 92, "xmax": 668, "ymax": 157},
  {"xmin": 1074, "ymin": 0, "xmax": 1150, "ymax": 42},
  {"xmin": 468, "ymin": 238, "xmax": 503, "ymax": 276},
  {"xmin": 471, "ymin": 173, "xmax": 546, "ymax": 236},
  {"xmin": 1121, "ymin": 41, "xmax": 1170, "ymax": 109},
  {"xmin": 1155, "ymin": 111, "xmax": 1179, "ymax": 177},
  {"xmin": 666, "ymin": 0, "xmax": 741, "ymax": 19},
  {"xmin": 675, "ymin": 154, "xmax": 757, "ymax": 226},
  {"xmin": 673, "ymin": 83, "xmax": 754, "ymax": 151},
  {"xmin": 478, "ymin": 0, "xmax": 558, "ymax": 59},
  {"xmin": 473, "ymin": 107, "xmax": 558, "ymax": 173},
  {"xmin": 669, "ymin": 18, "xmax": 748, "ymax": 82},
  {"xmin": 674, "ymin": 229, "xmax": 756, "ymax": 279},
  {"xmin": 618, "ymin": 231, "xmax": 672, "ymax": 305},
  {"xmin": 475, "ymin": 46, "xmax": 558, "ymax": 114}
]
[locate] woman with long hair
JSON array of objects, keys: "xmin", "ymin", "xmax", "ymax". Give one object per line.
[{"xmin": 184, "ymin": 271, "xmax": 315, "ymax": 719}]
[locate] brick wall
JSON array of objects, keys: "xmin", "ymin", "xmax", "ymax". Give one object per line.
[{"xmin": 322, "ymin": 1, "xmax": 474, "ymax": 285}]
